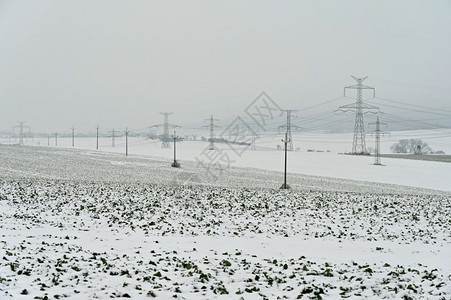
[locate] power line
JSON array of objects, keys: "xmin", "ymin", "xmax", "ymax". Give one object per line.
[
  {"xmin": 373, "ymin": 96, "xmax": 451, "ymax": 114},
  {"xmin": 381, "ymin": 112, "xmax": 450, "ymax": 132},
  {"xmin": 369, "ymin": 99, "xmax": 451, "ymax": 117},
  {"xmin": 297, "ymin": 96, "xmax": 347, "ymax": 112}
]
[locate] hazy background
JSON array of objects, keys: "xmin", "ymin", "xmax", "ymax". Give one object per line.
[{"xmin": 1, "ymin": 0, "xmax": 450, "ymax": 134}]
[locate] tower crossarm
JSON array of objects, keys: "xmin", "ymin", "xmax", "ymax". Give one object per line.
[{"xmin": 336, "ymin": 102, "xmax": 379, "ymax": 113}]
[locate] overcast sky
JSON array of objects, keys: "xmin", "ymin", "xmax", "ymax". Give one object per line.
[{"xmin": 1, "ymin": 0, "xmax": 450, "ymax": 133}]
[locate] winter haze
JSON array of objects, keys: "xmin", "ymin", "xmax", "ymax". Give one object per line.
[{"xmin": 0, "ymin": 0, "xmax": 450, "ymax": 133}]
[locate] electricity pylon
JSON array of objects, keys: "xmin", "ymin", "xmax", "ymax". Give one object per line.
[
  {"xmin": 369, "ymin": 117, "xmax": 389, "ymax": 165},
  {"xmin": 12, "ymin": 121, "xmax": 30, "ymax": 145},
  {"xmin": 203, "ymin": 115, "xmax": 221, "ymax": 150},
  {"xmin": 279, "ymin": 110, "xmax": 301, "ymax": 151},
  {"xmin": 337, "ymin": 76, "xmax": 379, "ymax": 154},
  {"xmin": 150, "ymin": 113, "xmax": 180, "ymax": 148}
]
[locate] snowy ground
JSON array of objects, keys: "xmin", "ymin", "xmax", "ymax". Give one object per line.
[
  {"xmin": 0, "ymin": 144, "xmax": 450, "ymax": 299},
  {"xmin": 2, "ymin": 129, "xmax": 450, "ymax": 192}
]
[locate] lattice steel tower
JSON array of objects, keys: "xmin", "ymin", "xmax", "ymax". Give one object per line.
[
  {"xmin": 279, "ymin": 110, "xmax": 300, "ymax": 151},
  {"xmin": 338, "ymin": 76, "xmax": 378, "ymax": 154},
  {"xmin": 161, "ymin": 113, "xmax": 171, "ymax": 148},
  {"xmin": 203, "ymin": 115, "xmax": 220, "ymax": 150},
  {"xmin": 12, "ymin": 121, "xmax": 30, "ymax": 145},
  {"xmin": 150, "ymin": 113, "xmax": 180, "ymax": 148},
  {"xmin": 369, "ymin": 117, "xmax": 389, "ymax": 165}
]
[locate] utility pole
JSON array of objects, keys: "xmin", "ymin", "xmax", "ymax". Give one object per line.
[
  {"xmin": 55, "ymin": 132, "xmax": 58, "ymax": 147},
  {"xmin": 95, "ymin": 125, "xmax": 100, "ymax": 150},
  {"xmin": 279, "ymin": 110, "xmax": 301, "ymax": 151},
  {"xmin": 203, "ymin": 115, "xmax": 220, "ymax": 150},
  {"xmin": 71, "ymin": 127, "xmax": 75, "ymax": 147},
  {"xmin": 280, "ymin": 132, "xmax": 291, "ymax": 189},
  {"xmin": 124, "ymin": 128, "xmax": 129, "ymax": 156},
  {"xmin": 369, "ymin": 117, "xmax": 389, "ymax": 165},
  {"xmin": 337, "ymin": 76, "xmax": 379, "ymax": 154},
  {"xmin": 48, "ymin": 134, "xmax": 50, "ymax": 146},
  {"xmin": 149, "ymin": 113, "xmax": 180, "ymax": 148},
  {"xmin": 112, "ymin": 128, "xmax": 116, "ymax": 147},
  {"xmin": 171, "ymin": 131, "xmax": 181, "ymax": 168}
]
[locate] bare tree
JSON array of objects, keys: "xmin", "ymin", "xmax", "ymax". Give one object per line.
[{"xmin": 391, "ymin": 139, "xmax": 431, "ymax": 154}]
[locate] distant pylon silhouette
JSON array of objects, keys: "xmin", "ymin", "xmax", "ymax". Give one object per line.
[
  {"xmin": 149, "ymin": 113, "xmax": 180, "ymax": 148},
  {"xmin": 203, "ymin": 115, "xmax": 221, "ymax": 150},
  {"xmin": 369, "ymin": 117, "xmax": 389, "ymax": 165}
]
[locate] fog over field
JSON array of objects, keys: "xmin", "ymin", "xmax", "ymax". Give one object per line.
[
  {"xmin": 0, "ymin": 0, "xmax": 450, "ymax": 134},
  {"xmin": 1, "ymin": 1, "xmax": 451, "ymax": 299}
]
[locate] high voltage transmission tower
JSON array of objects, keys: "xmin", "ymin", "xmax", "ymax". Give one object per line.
[
  {"xmin": 150, "ymin": 113, "xmax": 180, "ymax": 148},
  {"xmin": 337, "ymin": 76, "xmax": 379, "ymax": 154},
  {"xmin": 12, "ymin": 121, "xmax": 30, "ymax": 145},
  {"xmin": 108, "ymin": 128, "xmax": 116, "ymax": 147},
  {"xmin": 369, "ymin": 117, "xmax": 389, "ymax": 165},
  {"xmin": 203, "ymin": 115, "xmax": 220, "ymax": 150},
  {"xmin": 279, "ymin": 110, "xmax": 301, "ymax": 151}
]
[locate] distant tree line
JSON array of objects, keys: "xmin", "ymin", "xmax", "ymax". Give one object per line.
[{"xmin": 390, "ymin": 139, "xmax": 444, "ymax": 154}]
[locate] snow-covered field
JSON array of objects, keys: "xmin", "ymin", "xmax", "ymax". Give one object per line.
[
  {"xmin": 2, "ymin": 129, "xmax": 450, "ymax": 192},
  {"xmin": 0, "ymin": 144, "xmax": 450, "ymax": 299}
]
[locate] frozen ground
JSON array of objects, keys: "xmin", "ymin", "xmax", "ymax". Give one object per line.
[{"xmin": 0, "ymin": 144, "xmax": 450, "ymax": 299}]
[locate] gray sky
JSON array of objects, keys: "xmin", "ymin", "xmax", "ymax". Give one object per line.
[{"xmin": 1, "ymin": 0, "xmax": 450, "ymax": 133}]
